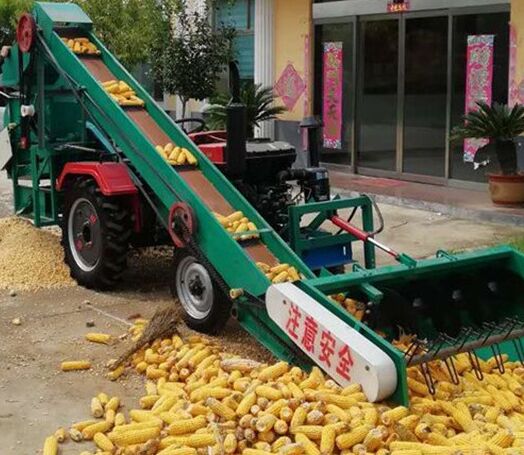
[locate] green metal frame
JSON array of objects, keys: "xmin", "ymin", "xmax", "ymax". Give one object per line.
[{"xmin": 288, "ymin": 195, "xmax": 377, "ymax": 270}]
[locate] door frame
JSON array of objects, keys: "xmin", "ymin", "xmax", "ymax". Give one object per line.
[{"xmin": 315, "ymin": 4, "xmax": 510, "ymax": 186}]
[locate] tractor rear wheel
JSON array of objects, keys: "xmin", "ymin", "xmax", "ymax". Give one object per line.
[
  {"xmin": 61, "ymin": 178, "xmax": 132, "ymax": 289},
  {"xmin": 171, "ymin": 248, "xmax": 231, "ymax": 334}
]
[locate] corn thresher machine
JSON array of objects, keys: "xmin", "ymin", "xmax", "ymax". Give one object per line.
[{"xmin": 3, "ymin": 2, "xmax": 524, "ymax": 405}]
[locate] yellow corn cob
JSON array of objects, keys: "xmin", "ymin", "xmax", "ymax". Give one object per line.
[
  {"xmin": 129, "ymin": 409, "xmax": 163, "ymax": 423},
  {"xmin": 71, "ymin": 419, "xmax": 98, "ymax": 431},
  {"xmin": 256, "ymin": 385, "xmax": 283, "ymax": 400},
  {"xmin": 314, "ymin": 393, "xmax": 356, "ymax": 409},
  {"xmin": 105, "ymin": 396, "xmax": 120, "ymax": 412},
  {"xmin": 291, "ymin": 406, "xmax": 308, "ymax": 429},
  {"xmin": 112, "ymin": 420, "xmax": 163, "ymax": 433},
  {"xmin": 259, "ymin": 361, "xmax": 289, "ymax": 381},
  {"xmin": 279, "ymin": 443, "xmax": 305, "ymax": 455},
  {"xmin": 85, "ymin": 332, "xmax": 112, "ymax": 344},
  {"xmin": 258, "ymin": 430, "xmax": 277, "ymax": 443},
  {"xmin": 489, "ymin": 429, "xmax": 514, "ymax": 448},
  {"xmin": 97, "ymin": 392, "xmax": 109, "ymax": 406},
  {"xmin": 274, "ymin": 419, "xmax": 289, "ymax": 435},
  {"xmin": 256, "ymin": 414, "xmax": 278, "ymax": 432},
  {"xmin": 168, "ymin": 415, "xmax": 207, "ymax": 435},
  {"xmin": 223, "ymin": 433, "xmax": 237, "ymax": 454},
  {"xmin": 43, "ymin": 436, "xmax": 58, "ymax": 455},
  {"xmin": 185, "ymin": 150, "xmax": 198, "ymax": 165},
  {"xmin": 140, "ymin": 394, "xmax": 160, "ymax": 409},
  {"xmin": 152, "ymin": 394, "xmax": 178, "ymax": 415},
  {"xmin": 54, "ymin": 427, "xmax": 67, "ymax": 443},
  {"xmin": 381, "ymin": 406, "xmax": 409, "ymax": 425},
  {"xmin": 158, "ymin": 448, "xmax": 197, "ymax": 455},
  {"xmin": 243, "ymin": 450, "xmax": 272, "ymax": 455},
  {"xmin": 439, "ymin": 401, "xmax": 476, "ymax": 433},
  {"xmin": 108, "ymin": 426, "xmax": 161, "ymax": 446},
  {"xmin": 91, "ymin": 396, "xmax": 104, "ymax": 417},
  {"xmin": 320, "ymin": 425, "xmax": 336, "ymax": 455},
  {"xmin": 207, "ymin": 397, "xmax": 237, "ymax": 420},
  {"xmin": 335, "ymin": 425, "xmax": 372, "ymax": 450},
  {"xmin": 291, "ymin": 425, "xmax": 323, "ymax": 440},
  {"xmin": 69, "ymin": 428, "xmax": 83, "ymax": 442},
  {"xmin": 61, "ymin": 360, "xmax": 91, "ymax": 371},
  {"xmin": 82, "ymin": 420, "xmax": 113, "ymax": 440},
  {"xmin": 236, "ymin": 392, "xmax": 257, "ymax": 416},
  {"xmin": 108, "ymin": 364, "xmax": 125, "ymax": 381},
  {"xmin": 94, "ymin": 432, "xmax": 115, "ymax": 451},
  {"xmin": 272, "ymin": 271, "xmax": 289, "ymax": 284},
  {"xmin": 105, "ymin": 409, "xmax": 116, "ymax": 424},
  {"xmin": 295, "ymin": 433, "xmax": 321, "ymax": 455},
  {"xmin": 185, "ymin": 433, "xmax": 217, "ymax": 448},
  {"xmin": 273, "ymin": 436, "xmax": 293, "ymax": 452}
]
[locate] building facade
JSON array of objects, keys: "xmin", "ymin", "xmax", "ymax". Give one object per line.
[{"xmin": 221, "ymin": 0, "xmax": 524, "ymax": 187}]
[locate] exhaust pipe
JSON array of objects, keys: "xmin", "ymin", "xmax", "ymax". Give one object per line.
[{"xmin": 225, "ymin": 61, "xmax": 247, "ymax": 179}]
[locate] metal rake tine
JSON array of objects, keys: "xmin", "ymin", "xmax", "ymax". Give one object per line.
[
  {"xmin": 404, "ymin": 340, "xmax": 421, "ymax": 365},
  {"xmin": 467, "ymin": 350, "xmax": 484, "ymax": 381},
  {"xmin": 419, "ymin": 362, "xmax": 436, "ymax": 396},
  {"xmin": 490, "ymin": 343, "xmax": 505, "ymax": 374},
  {"xmin": 443, "ymin": 356, "xmax": 460, "ymax": 385}
]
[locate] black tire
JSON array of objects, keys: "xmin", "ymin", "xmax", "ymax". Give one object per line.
[
  {"xmin": 61, "ymin": 177, "xmax": 132, "ymax": 290},
  {"xmin": 170, "ymin": 248, "xmax": 231, "ymax": 334}
]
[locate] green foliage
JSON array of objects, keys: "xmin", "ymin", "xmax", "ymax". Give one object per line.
[
  {"xmin": 154, "ymin": 0, "xmax": 234, "ymax": 116},
  {"xmin": 0, "ymin": 0, "xmax": 33, "ymax": 47},
  {"xmin": 451, "ymin": 102, "xmax": 524, "ymax": 142},
  {"xmin": 205, "ymin": 82, "xmax": 287, "ymax": 138},
  {"xmin": 75, "ymin": 0, "xmax": 160, "ymax": 68},
  {"xmin": 451, "ymin": 102, "xmax": 524, "ymax": 175}
]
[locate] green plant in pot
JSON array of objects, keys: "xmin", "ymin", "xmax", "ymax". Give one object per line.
[
  {"xmin": 451, "ymin": 102, "xmax": 524, "ymax": 204},
  {"xmin": 204, "ymin": 82, "xmax": 286, "ymax": 139}
]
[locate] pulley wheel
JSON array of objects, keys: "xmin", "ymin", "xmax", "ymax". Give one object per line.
[
  {"xmin": 169, "ymin": 202, "xmax": 196, "ymax": 248},
  {"xmin": 17, "ymin": 13, "xmax": 36, "ymax": 53}
]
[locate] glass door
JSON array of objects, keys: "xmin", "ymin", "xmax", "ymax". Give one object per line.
[
  {"xmin": 402, "ymin": 16, "xmax": 448, "ymax": 178},
  {"xmin": 357, "ymin": 19, "xmax": 399, "ymax": 172}
]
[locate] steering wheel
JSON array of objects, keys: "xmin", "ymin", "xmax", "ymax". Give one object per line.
[{"xmin": 175, "ymin": 118, "xmax": 207, "ymax": 134}]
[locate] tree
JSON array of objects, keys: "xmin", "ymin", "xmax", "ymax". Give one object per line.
[
  {"xmin": 0, "ymin": 0, "xmax": 32, "ymax": 47},
  {"xmin": 156, "ymin": 0, "xmax": 233, "ymax": 117}
]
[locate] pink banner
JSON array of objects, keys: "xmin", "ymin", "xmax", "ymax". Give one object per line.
[
  {"xmin": 464, "ymin": 35, "xmax": 494, "ymax": 163},
  {"xmin": 303, "ymin": 34, "xmax": 311, "ymax": 151},
  {"xmin": 322, "ymin": 42, "xmax": 343, "ymax": 149},
  {"xmin": 509, "ymin": 25, "xmax": 518, "ymax": 107}
]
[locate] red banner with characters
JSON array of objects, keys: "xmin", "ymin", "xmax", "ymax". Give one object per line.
[
  {"xmin": 322, "ymin": 42, "xmax": 344, "ymax": 150},
  {"xmin": 464, "ymin": 35, "xmax": 494, "ymax": 163}
]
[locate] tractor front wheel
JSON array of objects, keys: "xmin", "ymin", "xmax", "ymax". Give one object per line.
[
  {"xmin": 171, "ymin": 248, "xmax": 231, "ymax": 334},
  {"xmin": 61, "ymin": 178, "xmax": 132, "ymax": 289}
]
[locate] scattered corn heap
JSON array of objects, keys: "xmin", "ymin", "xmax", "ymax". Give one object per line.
[
  {"xmin": 62, "ymin": 37, "xmax": 101, "ymax": 55},
  {"xmin": 102, "ymin": 80, "xmax": 145, "ymax": 107},
  {"xmin": 214, "ymin": 211, "xmax": 259, "ymax": 241},
  {"xmin": 0, "ymin": 217, "xmax": 74, "ymax": 290},
  {"xmin": 257, "ymin": 262, "xmax": 301, "ymax": 284},
  {"xmin": 43, "ymin": 320, "xmax": 524, "ymax": 455},
  {"xmin": 155, "ymin": 143, "xmax": 198, "ymax": 167}
]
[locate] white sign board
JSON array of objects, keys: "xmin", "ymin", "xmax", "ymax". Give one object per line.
[
  {"xmin": 0, "ymin": 127, "xmax": 12, "ymax": 170},
  {"xmin": 266, "ymin": 283, "xmax": 397, "ymax": 402}
]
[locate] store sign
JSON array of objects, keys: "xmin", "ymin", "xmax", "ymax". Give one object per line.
[
  {"xmin": 464, "ymin": 35, "xmax": 494, "ymax": 162},
  {"xmin": 387, "ymin": 0, "xmax": 410, "ymax": 13},
  {"xmin": 266, "ymin": 283, "xmax": 398, "ymax": 402},
  {"xmin": 322, "ymin": 42, "xmax": 343, "ymax": 149}
]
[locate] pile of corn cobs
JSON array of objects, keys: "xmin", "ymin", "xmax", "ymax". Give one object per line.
[{"xmin": 43, "ymin": 319, "xmax": 524, "ymax": 455}]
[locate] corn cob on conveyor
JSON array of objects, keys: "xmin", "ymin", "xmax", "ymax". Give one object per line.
[{"xmin": 3, "ymin": 2, "xmax": 524, "ymax": 406}]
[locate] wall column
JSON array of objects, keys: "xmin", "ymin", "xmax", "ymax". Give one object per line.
[{"xmin": 254, "ymin": 0, "xmax": 274, "ymax": 139}]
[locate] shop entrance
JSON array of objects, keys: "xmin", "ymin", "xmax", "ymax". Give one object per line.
[{"xmin": 314, "ymin": 5, "xmax": 510, "ymax": 185}]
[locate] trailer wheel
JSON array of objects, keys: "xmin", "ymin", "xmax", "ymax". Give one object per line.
[
  {"xmin": 171, "ymin": 248, "xmax": 231, "ymax": 334},
  {"xmin": 61, "ymin": 178, "xmax": 132, "ymax": 289}
]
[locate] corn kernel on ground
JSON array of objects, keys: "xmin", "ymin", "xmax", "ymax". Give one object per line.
[{"xmin": 44, "ymin": 318, "xmax": 524, "ymax": 455}]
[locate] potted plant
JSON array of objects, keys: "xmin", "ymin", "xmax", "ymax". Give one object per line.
[
  {"xmin": 451, "ymin": 102, "xmax": 524, "ymax": 204},
  {"xmin": 204, "ymin": 82, "xmax": 286, "ymax": 139}
]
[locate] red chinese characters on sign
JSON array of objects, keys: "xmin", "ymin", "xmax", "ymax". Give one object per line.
[
  {"xmin": 301, "ymin": 316, "xmax": 318, "ymax": 354},
  {"xmin": 319, "ymin": 330, "xmax": 336, "ymax": 367},
  {"xmin": 284, "ymin": 302, "xmax": 355, "ymax": 382},
  {"xmin": 336, "ymin": 344, "xmax": 355, "ymax": 380},
  {"xmin": 387, "ymin": 0, "xmax": 410, "ymax": 13},
  {"xmin": 285, "ymin": 303, "xmax": 302, "ymax": 340}
]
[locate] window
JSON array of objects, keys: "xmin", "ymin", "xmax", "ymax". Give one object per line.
[{"xmin": 215, "ymin": 0, "xmax": 255, "ymax": 81}]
